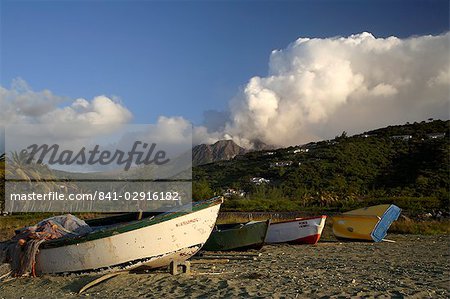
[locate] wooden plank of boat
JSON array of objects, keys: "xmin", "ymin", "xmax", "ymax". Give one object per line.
[
  {"xmin": 202, "ymin": 219, "xmax": 270, "ymax": 251},
  {"xmin": 331, "ymin": 204, "xmax": 401, "ymax": 242},
  {"xmin": 265, "ymin": 216, "xmax": 327, "ymax": 244},
  {"xmin": 35, "ymin": 197, "xmax": 223, "ymax": 274}
]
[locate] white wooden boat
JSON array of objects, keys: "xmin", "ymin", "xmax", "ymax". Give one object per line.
[
  {"xmin": 265, "ymin": 215, "xmax": 327, "ymax": 244},
  {"xmin": 35, "ymin": 197, "xmax": 223, "ymax": 274}
]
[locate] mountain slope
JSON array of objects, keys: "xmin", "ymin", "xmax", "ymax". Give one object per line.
[{"xmin": 192, "ymin": 140, "xmax": 247, "ymax": 166}]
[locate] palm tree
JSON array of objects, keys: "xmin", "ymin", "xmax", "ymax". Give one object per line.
[
  {"xmin": 6, "ymin": 150, "xmax": 50, "ymax": 182},
  {"xmin": 4, "ymin": 150, "xmax": 91, "ymax": 212},
  {"xmin": 4, "ymin": 150, "xmax": 67, "ymax": 211}
]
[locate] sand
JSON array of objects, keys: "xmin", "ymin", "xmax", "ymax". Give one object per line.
[{"xmin": 0, "ymin": 234, "xmax": 448, "ymax": 298}]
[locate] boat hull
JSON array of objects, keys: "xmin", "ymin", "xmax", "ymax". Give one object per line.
[
  {"xmin": 332, "ymin": 204, "xmax": 401, "ymax": 242},
  {"xmin": 35, "ymin": 198, "xmax": 222, "ymax": 274},
  {"xmin": 331, "ymin": 214, "xmax": 380, "ymax": 241},
  {"xmin": 265, "ymin": 216, "xmax": 327, "ymax": 244},
  {"xmin": 202, "ymin": 220, "xmax": 270, "ymax": 251}
]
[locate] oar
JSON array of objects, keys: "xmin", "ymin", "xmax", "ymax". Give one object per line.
[
  {"xmin": 381, "ymin": 239, "xmax": 396, "ymax": 243},
  {"xmin": 78, "ymin": 270, "xmax": 129, "ymax": 294},
  {"xmin": 0, "ymin": 271, "xmax": 12, "ymax": 281}
]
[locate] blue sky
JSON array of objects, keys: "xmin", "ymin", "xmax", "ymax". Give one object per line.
[{"xmin": 1, "ymin": 0, "xmax": 449, "ymax": 126}]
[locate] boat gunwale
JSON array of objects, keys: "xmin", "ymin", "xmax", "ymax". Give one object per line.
[
  {"xmin": 40, "ymin": 197, "xmax": 223, "ymax": 249},
  {"xmin": 270, "ymin": 215, "xmax": 327, "ymax": 225},
  {"xmin": 342, "ymin": 204, "xmax": 392, "ymax": 216},
  {"xmin": 214, "ymin": 220, "xmax": 268, "ymax": 232},
  {"xmin": 203, "ymin": 219, "xmax": 270, "ymax": 251},
  {"xmin": 331, "ymin": 214, "xmax": 381, "ymax": 220}
]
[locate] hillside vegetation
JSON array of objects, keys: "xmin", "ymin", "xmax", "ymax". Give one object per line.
[
  {"xmin": 193, "ymin": 120, "xmax": 450, "ymax": 215},
  {"xmin": 0, "ymin": 120, "xmax": 448, "ymax": 216}
]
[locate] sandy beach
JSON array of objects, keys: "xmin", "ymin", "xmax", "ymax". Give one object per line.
[{"xmin": 0, "ymin": 234, "xmax": 448, "ymax": 298}]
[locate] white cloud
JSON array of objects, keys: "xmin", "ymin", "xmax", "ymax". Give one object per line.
[
  {"xmin": 0, "ymin": 80, "xmax": 134, "ymax": 151},
  {"xmin": 1, "ymin": 79, "xmax": 132, "ymax": 128},
  {"xmin": 201, "ymin": 32, "xmax": 450, "ymax": 147},
  {"xmin": 40, "ymin": 95, "xmax": 132, "ymax": 126}
]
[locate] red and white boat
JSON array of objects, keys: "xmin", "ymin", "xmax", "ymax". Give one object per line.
[{"xmin": 265, "ymin": 215, "xmax": 327, "ymax": 244}]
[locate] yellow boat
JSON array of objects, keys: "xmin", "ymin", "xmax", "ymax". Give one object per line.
[{"xmin": 332, "ymin": 204, "xmax": 401, "ymax": 242}]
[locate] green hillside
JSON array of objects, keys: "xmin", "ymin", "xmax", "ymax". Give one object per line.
[
  {"xmin": 1, "ymin": 120, "xmax": 448, "ymax": 216},
  {"xmin": 193, "ymin": 120, "xmax": 450, "ymax": 214}
]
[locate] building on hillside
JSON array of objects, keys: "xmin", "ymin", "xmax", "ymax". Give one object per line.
[
  {"xmin": 292, "ymin": 148, "xmax": 309, "ymax": 154},
  {"xmin": 250, "ymin": 177, "xmax": 270, "ymax": 185},
  {"xmin": 390, "ymin": 135, "xmax": 412, "ymax": 141},
  {"xmin": 427, "ymin": 133, "xmax": 445, "ymax": 139},
  {"xmin": 223, "ymin": 188, "xmax": 246, "ymax": 198},
  {"xmin": 270, "ymin": 161, "xmax": 293, "ymax": 167}
]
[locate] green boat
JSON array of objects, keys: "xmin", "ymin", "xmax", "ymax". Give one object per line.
[{"xmin": 202, "ymin": 219, "xmax": 270, "ymax": 251}]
